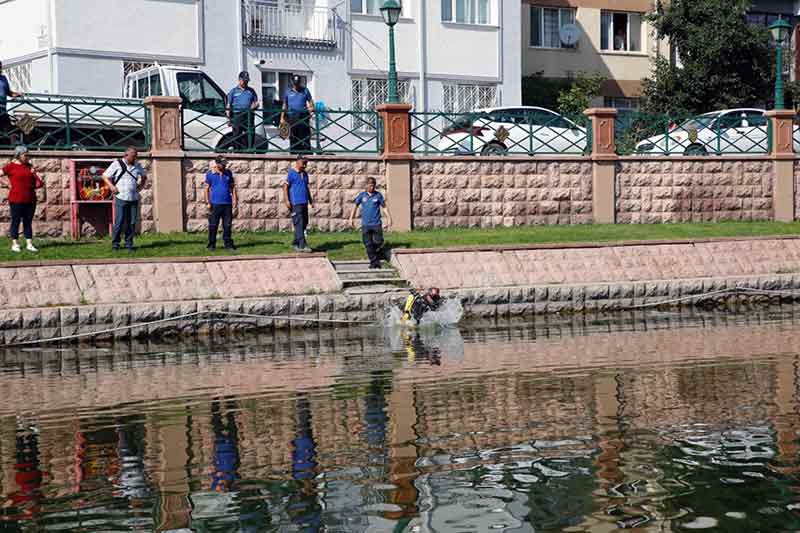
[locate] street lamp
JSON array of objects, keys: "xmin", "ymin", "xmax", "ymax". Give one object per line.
[
  {"xmin": 380, "ymin": 0, "xmax": 403, "ymax": 103},
  {"xmin": 769, "ymin": 18, "xmax": 792, "ymax": 110}
]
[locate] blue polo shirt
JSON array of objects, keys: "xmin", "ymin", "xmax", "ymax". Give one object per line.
[
  {"xmin": 355, "ymin": 191, "xmax": 385, "ymax": 227},
  {"xmin": 0, "ymin": 75, "xmax": 10, "ymax": 111},
  {"xmin": 227, "ymin": 86, "xmax": 258, "ymax": 112},
  {"xmin": 286, "ymin": 168, "xmax": 310, "ymax": 205},
  {"xmin": 205, "ymin": 169, "xmax": 234, "ymax": 204},
  {"xmin": 284, "ymin": 87, "xmax": 312, "ymax": 115}
]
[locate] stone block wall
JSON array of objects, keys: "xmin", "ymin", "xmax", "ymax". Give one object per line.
[
  {"xmin": 0, "ymin": 153, "xmax": 153, "ymax": 237},
  {"xmin": 182, "ymin": 157, "xmax": 385, "ymax": 232},
  {"xmin": 411, "ymin": 159, "xmax": 594, "ymax": 228},
  {"xmin": 794, "ymin": 160, "xmax": 800, "ymax": 221},
  {"xmin": 616, "ymin": 160, "xmax": 774, "ymax": 223}
]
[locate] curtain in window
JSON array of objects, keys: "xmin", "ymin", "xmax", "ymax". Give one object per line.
[
  {"xmin": 601, "ymin": 11, "xmax": 611, "ymax": 50},
  {"xmin": 629, "ymin": 13, "xmax": 641, "ymax": 51},
  {"xmin": 543, "ymin": 8, "xmax": 559, "ymax": 48},
  {"xmin": 530, "ymin": 7, "xmax": 542, "ymax": 46}
]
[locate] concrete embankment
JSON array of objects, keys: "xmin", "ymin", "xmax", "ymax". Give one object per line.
[{"xmin": 2, "ymin": 236, "xmax": 800, "ymax": 345}]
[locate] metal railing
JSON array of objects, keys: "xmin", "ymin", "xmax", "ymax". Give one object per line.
[
  {"xmin": 410, "ymin": 110, "xmax": 590, "ymax": 156},
  {"xmin": 615, "ymin": 111, "xmax": 773, "ymax": 156},
  {"xmin": 243, "ymin": 2, "xmax": 337, "ymax": 49},
  {"xmin": 0, "ymin": 95, "xmax": 150, "ymax": 151},
  {"xmin": 181, "ymin": 105, "xmax": 382, "ymax": 155}
]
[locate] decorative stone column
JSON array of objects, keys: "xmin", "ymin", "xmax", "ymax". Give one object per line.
[
  {"xmin": 144, "ymin": 96, "xmax": 185, "ymax": 233},
  {"xmin": 377, "ymin": 103, "xmax": 413, "ymax": 231},
  {"xmin": 766, "ymin": 109, "xmax": 796, "ymax": 222},
  {"xmin": 584, "ymin": 108, "xmax": 619, "ymax": 224}
]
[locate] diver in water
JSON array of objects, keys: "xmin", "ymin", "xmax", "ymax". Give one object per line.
[{"xmin": 401, "ymin": 287, "xmax": 443, "ymax": 325}]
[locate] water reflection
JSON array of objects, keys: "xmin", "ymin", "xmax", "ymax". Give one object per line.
[{"xmin": 2, "ymin": 307, "xmax": 800, "ymax": 530}]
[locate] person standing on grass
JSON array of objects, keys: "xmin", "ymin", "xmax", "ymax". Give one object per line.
[
  {"xmin": 205, "ymin": 156, "xmax": 237, "ymax": 251},
  {"xmin": 282, "ymin": 156, "xmax": 314, "ymax": 252},
  {"xmin": 102, "ymin": 147, "xmax": 147, "ymax": 252},
  {"xmin": 0, "ymin": 146, "xmax": 43, "ymax": 253},
  {"xmin": 349, "ymin": 177, "xmax": 392, "ymax": 269}
]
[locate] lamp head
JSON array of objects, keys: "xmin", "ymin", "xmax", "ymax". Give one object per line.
[
  {"xmin": 769, "ymin": 18, "xmax": 792, "ymax": 44},
  {"xmin": 380, "ymin": 0, "xmax": 402, "ymax": 26}
]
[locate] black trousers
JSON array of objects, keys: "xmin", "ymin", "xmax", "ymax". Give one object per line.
[
  {"xmin": 9, "ymin": 202, "xmax": 35, "ymax": 240},
  {"xmin": 208, "ymin": 204, "xmax": 234, "ymax": 248},
  {"xmin": 291, "ymin": 203, "xmax": 309, "ymax": 248},
  {"xmin": 231, "ymin": 111, "xmax": 255, "ymax": 150},
  {"xmin": 362, "ymin": 225, "xmax": 384, "ymax": 267},
  {"xmin": 288, "ymin": 113, "xmax": 312, "ymax": 153},
  {"xmin": 0, "ymin": 112, "xmax": 14, "ymax": 144}
]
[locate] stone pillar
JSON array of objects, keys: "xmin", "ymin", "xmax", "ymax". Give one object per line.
[
  {"xmin": 766, "ymin": 109, "xmax": 796, "ymax": 222},
  {"xmin": 377, "ymin": 103, "xmax": 413, "ymax": 231},
  {"xmin": 584, "ymin": 108, "xmax": 619, "ymax": 224},
  {"xmin": 144, "ymin": 96, "xmax": 185, "ymax": 233}
]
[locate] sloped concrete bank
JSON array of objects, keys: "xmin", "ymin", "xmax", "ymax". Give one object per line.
[{"xmin": 3, "ymin": 237, "xmax": 800, "ymax": 345}]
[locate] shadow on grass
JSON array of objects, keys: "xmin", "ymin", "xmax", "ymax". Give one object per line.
[{"xmin": 314, "ymin": 239, "xmax": 363, "ymax": 253}]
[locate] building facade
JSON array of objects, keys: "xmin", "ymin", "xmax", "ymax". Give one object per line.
[{"xmin": 0, "ymin": 0, "xmax": 522, "ymax": 113}]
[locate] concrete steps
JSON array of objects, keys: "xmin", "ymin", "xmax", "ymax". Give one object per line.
[{"xmin": 333, "ymin": 260, "xmax": 408, "ymax": 293}]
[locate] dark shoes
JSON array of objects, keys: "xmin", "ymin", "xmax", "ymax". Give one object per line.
[{"xmin": 207, "ymin": 245, "xmax": 216, "ymax": 252}]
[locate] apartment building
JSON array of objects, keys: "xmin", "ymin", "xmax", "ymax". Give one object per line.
[
  {"xmin": 521, "ymin": 0, "xmax": 661, "ymax": 110},
  {"xmin": 0, "ymin": 0, "xmax": 522, "ymax": 113}
]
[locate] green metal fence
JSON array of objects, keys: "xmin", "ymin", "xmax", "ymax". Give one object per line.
[
  {"xmin": 410, "ymin": 110, "xmax": 590, "ymax": 156},
  {"xmin": 615, "ymin": 110, "xmax": 773, "ymax": 156},
  {"xmin": 180, "ymin": 105, "xmax": 383, "ymax": 154},
  {"xmin": 0, "ymin": 95, "xmax": 150, "ymax": 151}
]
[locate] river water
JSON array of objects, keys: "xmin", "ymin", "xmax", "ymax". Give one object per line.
[{"xmin": 2, "ymin": 307, "xmax": 800, "ymax": 532}]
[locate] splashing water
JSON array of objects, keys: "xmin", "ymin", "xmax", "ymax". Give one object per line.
[{"xmin": 382, "ymin": 298, "xmax": 464, "ymax": 328}]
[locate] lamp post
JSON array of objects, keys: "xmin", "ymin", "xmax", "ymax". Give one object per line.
[
  {"xmin": 380, "ymin": 0, "xmax": 403, "ymax": 103},
  {"xmin": 769, "ymin": 18, "xmax": 792, "ymax": 110}
]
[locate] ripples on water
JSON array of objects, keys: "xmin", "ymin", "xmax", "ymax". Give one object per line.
[{"xmin": 2, "ymin": 307, "xmax": 800, "ymax": 531}]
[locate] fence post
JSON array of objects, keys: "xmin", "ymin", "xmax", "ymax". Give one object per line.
[
  {"xmin": 144, "ymin": 96, "xmax": 185, "ymax": 233},
  {"xmin": 377, "ymin": 103, "xmax": 413, "ymax": 231},
  {"xmin": 584, "ymin": 108, "xmax": 619, "ymax": 224},
  {"xmin": 766, "ymin": 109, "xmax": 796, "ymax": 222}
]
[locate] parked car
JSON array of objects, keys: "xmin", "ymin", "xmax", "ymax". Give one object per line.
[
  {"xmin": 634, "ymin": 108, "xmax": 780, "ymax": 156},
  {"xmin": 437, "ymin": 106, "xmax": 588, "ymax": 156}
]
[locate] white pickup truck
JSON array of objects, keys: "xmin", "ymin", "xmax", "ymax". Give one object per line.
[{"xmin": 6, "ymin": 65, "xmax": 268, "ymax": 151}]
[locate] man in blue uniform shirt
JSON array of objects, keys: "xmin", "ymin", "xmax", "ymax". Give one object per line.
[
  {"xmin": 0, "ymin": 61, "xmax": 24, "ymax": 144},
  {"xmin": 349, "ymin": 177, "xmax": 393, "ymax": 269},
  {"xmin": 280, "ymin": 75, "xmax": 314, "ymax": 154},
  {"xmin": 226, "ymin": 71, "xmax": 259, "ymax": 150},
  {"xmin": 282, "ymin": 156, "xmax": 314, "ymax": 252}
]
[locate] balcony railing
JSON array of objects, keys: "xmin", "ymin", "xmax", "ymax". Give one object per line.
[{"xmin": 243, "ymin": 2, "xmax": 337, "ymax": 50}]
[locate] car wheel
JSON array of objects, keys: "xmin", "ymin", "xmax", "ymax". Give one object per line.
[
  {"xmin": 684, "ymin": 143, "xmax": 708, "ymax": 156},
  {"xmin": 480, "ymin": 142, "xmax": 508, "ymax": 156}
]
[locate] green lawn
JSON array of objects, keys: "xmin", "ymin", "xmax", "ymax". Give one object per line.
[{"xmin": 1, "ymin": 221, "xmax": 800, "ymax": 263}]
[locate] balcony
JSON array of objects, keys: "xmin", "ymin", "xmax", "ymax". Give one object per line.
[{"xmin": 243, "ymin": 1, "xmax": 337, "ymax": 50}]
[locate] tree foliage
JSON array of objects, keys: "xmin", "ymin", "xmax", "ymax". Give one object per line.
[
  {"xmin": 557, "ymin": 73, "xmax": 605, "ymax": 116},
  {"xmin": 641, "ymin": 0, "xmax": 776, "ymax": 115}
]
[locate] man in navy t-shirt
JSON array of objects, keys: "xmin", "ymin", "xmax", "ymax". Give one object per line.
[
  {"xmin": 282, "ymin": 156, "xmax": 314, "ymax": 252},
  {"xmin": 280, "ymin": 75, "xmax": 314, "ymax": 154},
  {"xmin": 226, "ymin": 71, "xmax": 259, "ymax": 150},
  {"xmin": 204, "ymin": 156, "xmax": 238, "ymax": 251},
  {"xmin": 349, "ymin": 177, "xmax": 393, "ymax": 269},
  {"xmin": 0, "ymin": 61, "xmax": 24, "ymax": 143}
]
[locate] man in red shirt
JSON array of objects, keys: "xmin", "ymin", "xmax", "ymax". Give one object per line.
[{"xmin": 0, "ymin": 146, "xmax": 43, "ymax": 252}]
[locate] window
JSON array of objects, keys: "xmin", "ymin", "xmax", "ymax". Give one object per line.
[
  {"xmin": 530, "ymin": 7, "xmax": 576, "ymax": 48},
  {"xmin": 352, "ymin": 0, "xmax": 391, "ymax": 15},
  {"xmin": 748, "ymin": 12, "xmax": 795, "ymax": 29},
  {"xmin": 4, "ymin": 62, "xmax": 31, "ymax": 93},
  {"xmin": 351, "ymin": 78, "xmax": 411, "ymax": 129},
  {"xmin": 442, "ymin": 0, "xmax": 490, "ymax": 25},
  {"xmin": 604, "ymin": 97, "xmax": 640, "ymax": 110},
  {"xmin": 442, "ymin": 83, "xmax": 497, "ymax": 113},
  {"xmin": 261, "ymin": 71, "xmax": 307, "ymax": 105},
  {"xmin": 132, "ymin": 73, "xmax": 163, "ymax": 98},
  {"xmin": 123, "ymin": 61, "xmax": 154, "ymax": 79},
  {"xmin": 601, "ymin": 11, "xmax": 642, "ymax": 52},
  {"xmin": 176, "ymin": 72, "xmax": 227, "ymax": 115}
]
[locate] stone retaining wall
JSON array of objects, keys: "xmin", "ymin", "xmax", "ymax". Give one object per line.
[
  {"xmin": 616, "ymin": 159, "xmax": 774, "ymax": 223},
  {"xmin": 411, "ymin": 159, "xmax": 593, "ymax": 228},
  {"xmin": 182, "ymin": 157, "xmax": 385, "ymax": 232},
  {"xmin": 0, "ymin": 154, "xmax": 153, "ymax": 237}
]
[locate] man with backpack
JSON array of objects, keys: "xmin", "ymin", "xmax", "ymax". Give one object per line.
[{"xmin": 102, "ymin": 147, "xmax": 148, "ymax": 252}]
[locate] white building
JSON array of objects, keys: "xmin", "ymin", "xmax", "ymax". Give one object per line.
[{"xmin": 0, "ymin": 0, "xmax": 521, "ymax": 113}]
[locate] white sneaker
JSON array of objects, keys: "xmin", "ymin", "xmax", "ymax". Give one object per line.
[
  {"xmin": 26, "ymin": 242, "xmax": 38, "ymax": 252},
  {"xmin": 11, "ymin": 243, "xmax": 21, "ymax": 253}
]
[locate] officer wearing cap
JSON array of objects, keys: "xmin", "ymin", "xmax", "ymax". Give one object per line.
[
  {"xmin": 226, "ymin": 71, "xmax": 259, "ymax": 150},
  {"xmin": 280, "ymin": 75, "xmax": 315, "ymax": 154}
]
